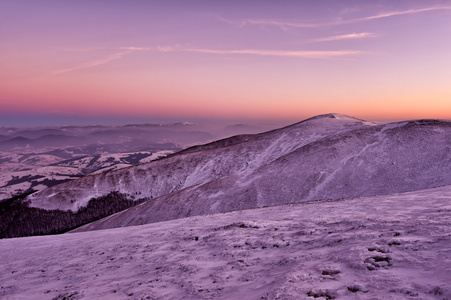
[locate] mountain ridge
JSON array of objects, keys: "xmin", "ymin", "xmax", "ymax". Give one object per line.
[
  {"xmin": 26, "ymin": 113, "xmax": 375, "ymax": 211},
  {"xmin": 73, "ymin": 117, "xmax": 451, "ymax": 231},
  {"xmin": 2, "ymin": 114, "xmax": 449, "ymax": 237}
]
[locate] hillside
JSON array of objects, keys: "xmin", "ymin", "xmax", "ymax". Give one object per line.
[
  {"xmin": 74, "ymin": 115, "xmax": 451, "ymax": 232},
  {"xmin": 26, "ymin": 114, "xmax": 376, "ymax": 211},
  {"xmin": 2, "ymin": 114, "xmax": 450, "ymax": 238},
  {"xmin": 0, "ymin": 120, "xmax": 267, "ymax": 200},
  {"xmin": 1, "ymin": 185, "xmax": 450, "ymax": 299}
]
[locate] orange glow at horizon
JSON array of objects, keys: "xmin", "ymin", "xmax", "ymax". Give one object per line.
[{"xmin": 1, "ymin": 1, "xmax": 450, "ymax": 124}]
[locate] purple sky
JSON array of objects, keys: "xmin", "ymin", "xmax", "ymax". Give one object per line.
[{"xmin": 1, "ymin": 0, "xmax": 450, "ymax": 126}]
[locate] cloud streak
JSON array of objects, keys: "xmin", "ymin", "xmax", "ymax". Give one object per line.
[
  {"xmin": 54, "ymin": 46, "xmax": 182, "ymax": 75},
  {"xmin": 183, "ymin": 48, "xmax": 362, "ymax": 59},
  {"xmin": 53, "ymin": 46, "xmax": 363, "ymax": 75},
  {"xmin": 53, "ymin": 5, "xmax": 448, "ymax": 75},
  {"xmin": 214, "ymin": 16, "xmax": 317, "ymax": 30},
  {"xmin": 54, "ymin": 46, "xmax": 363, "ymax": 75},
  {"xmin": 53, "ymin": 50, "xmax": 134, "ymax": 75},
  {"xmin": 352, "ymin": 6, "xmax": 451, "ymax": 22},
  {"xmin": 243, "ymin": 19, "xmax": 317, "ymax": 30},
  {"xmin": 308, "ymin": 32, "xmax": 378, "ymax": 43},
  {"xmin": 222, "ymin": 6, "xmax": 451, "ymax": 30}
]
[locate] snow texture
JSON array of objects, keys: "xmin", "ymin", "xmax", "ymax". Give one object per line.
[
  {"xmin": 1, "ymin": 120, "xmax": 268, "ymax": 200},
  {"xmin": 71, "ymin": 115, "xmax": 451, "ymax": 231},
  {"xmin": 1, "ymin": 185, "xmax": 450, "ymax": 299},
  {"xmin": 24, "ymin": 114, "xmax": 390, "ymax": 211}
]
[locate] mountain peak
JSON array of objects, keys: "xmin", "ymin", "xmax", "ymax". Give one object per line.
[
  {"xmin": 307, "ymin": 113, "xmax": 361, "ymax": 121},
  {"xmin": 299, "ymin": 113, "xmax": 376, "ymax": 127}
]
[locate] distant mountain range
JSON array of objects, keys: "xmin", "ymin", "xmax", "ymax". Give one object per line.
[
  {"xmin": 1, "ymin": 113, "xmax": 450, "ymax": 238},
  {"xmin": 0, "ymin": 121, "xmax": 270, "ymax": 201}
]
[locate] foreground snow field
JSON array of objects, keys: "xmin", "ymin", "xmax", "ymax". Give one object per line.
[{"xmin": 1, "ymin": 185, "xmax": 450, "ymax": 300}]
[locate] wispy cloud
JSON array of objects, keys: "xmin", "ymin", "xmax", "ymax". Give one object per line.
[
  {"xmin": 53, "ymin": 50, "xmax": 134, "ymax": 75},
  {"xmin": 119, "ymin": 47, "xmax": 151, "ymax": 51},
  {"xmin": 220, "ymin": 6, "xmax": 451, "ymax": 30},
  {"xmin": 54, "ymin": 46, "xmax": 185, "ymax": 75},
  {"xmin": 184, "ymin": 48, "xmax": 362, "ymax": 59},
  {"xmin": 243, "ymin": 19, "xmax": 317, "ymax": 30},
  {"xmin": 121, "ymin": 46, "xmax": 362, "ymax": 59},
  {"xmin": 352, "ymin": 6, "xmax": 451, "ymax": 22},
  {"xmin": 54, "ymin": 45, "xmax": 362, "ymax": 75},
  {"xmin": 308, "ymin": 32, "xmax": 378, "ymax": 43},
  {"xmin": 214, "ymin": 16, "xmax": 317, "ymax": 30},
  {"xmin": 339, "ymin": 7, "xmax": 361, "ymax": 16}
]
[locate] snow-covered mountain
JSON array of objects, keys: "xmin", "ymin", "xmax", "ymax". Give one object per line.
[
  {"xmin": 1, "ymin": 113, "xmax": 450, "ymax": 298},
  {"xmin": 0, "ymin": 123, "xmax": 189, "ymax": 200},
  {"xmin": 0, "ymin": 121, "xmax": 271, "ymax": 200},
  {"xmin": 5, "ymin": 113, "xmax": 442, "ymax": 236},
  {"xmin": 72, "ymin": 115, "xmax": 451, "ymax": 232},
  {"xmin": 27, "ymin": 114, "xmax": 378, "ymax": 211}
]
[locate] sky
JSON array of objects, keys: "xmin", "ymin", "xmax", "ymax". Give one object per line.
[{"xmin": 1, "ymin": 0, "xmax": 450, "ymax": 126}]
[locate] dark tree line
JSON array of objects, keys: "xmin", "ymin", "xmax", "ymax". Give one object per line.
[{"xmin": 0, "ymin": 191, "xmax": 146, "ymax": 239}]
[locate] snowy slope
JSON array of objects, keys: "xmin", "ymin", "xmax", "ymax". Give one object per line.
[
  {"xmin": 2, "ymin": 119, "xmax": 262, "ymax": 200},
  {"xmin": 26, "ymin": 114, "xmax": 377, "ymax": 211},
  {"xmin": 72, "ymin": 116, "xmax": 451, "ymax": 231},
  {"xmin": 1, "ymin": 185, "xmax": 451, "ymax": 299},
  {"xmin": 0, "ymin": 150, "xmax": 174, "ymax": 200}
]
